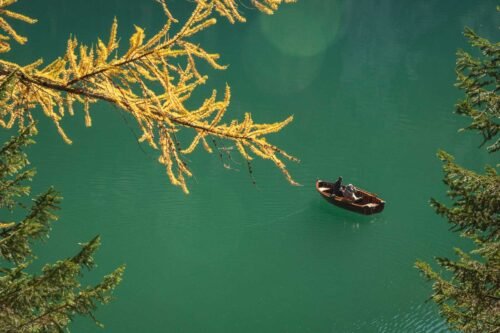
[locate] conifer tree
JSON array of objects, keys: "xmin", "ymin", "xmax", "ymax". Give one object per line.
[
  {"xmin": 415, "ymin": 16, "xmax": 500, "ymax": 333},
  {"xmin": 0, "ymin": 122, "xmax": 125, "ymax": 332},
  {"xmin": 455, "ymin": 26, "xmax": 499, "ymax": 152},
  {"xmin": 0, "ymin": 0, "xmax": 298, "ymax": 193}
]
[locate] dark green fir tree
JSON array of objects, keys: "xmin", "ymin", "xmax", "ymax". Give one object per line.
[
  {"xmin": 415, "ymin": 13, "xmax": 499, "ymax": 333},
  {"xmin": 455, "ymin": 26, "xmax": 499, "ymax": 152},
  {"xmin": 0, "ymin": 123, "xmax": 125, "ymax": 332}
]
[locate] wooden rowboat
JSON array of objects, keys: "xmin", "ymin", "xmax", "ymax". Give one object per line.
[{"xmin": 316, "ymin": 179, "xmax": 385, "ymax": 215}]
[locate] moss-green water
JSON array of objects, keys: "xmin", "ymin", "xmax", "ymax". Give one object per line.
[{"xmin": 6, "ymin": 0, "xmax": 498, "ymax": 332}]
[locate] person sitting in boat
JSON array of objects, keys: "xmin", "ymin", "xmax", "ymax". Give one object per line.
[
  {"xmin": 343, "ymin": 184, "xmax": 361, "ymax": 202},
  {"xmin": 331, "ymin": 176, "xmax": 343, "ymax": 196}
]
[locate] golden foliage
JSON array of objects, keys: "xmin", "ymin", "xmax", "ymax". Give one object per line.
[
  {"xmin": 0, "ymin": 0, "xmax": 37, "ymax": 52},
  {"xmin": 211, "ymin": 0, "xmax": 296, "ymax": 23},
  {"xmin": 0, "ymin": 0, "xmax": 299, "ymax": 193},
  {"xmin": 251, "ymin": 0, "xmax": 297, "ymax": 16}
]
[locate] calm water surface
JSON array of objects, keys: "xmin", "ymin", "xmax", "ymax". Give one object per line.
[{"xmin": 6, "ymin": 0, "xmax": 499, "ymax": 332}]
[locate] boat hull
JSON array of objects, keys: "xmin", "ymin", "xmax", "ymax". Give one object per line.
[{"xmin": 316, "ymin": 180, "xmax": 385, "ymax": 215}]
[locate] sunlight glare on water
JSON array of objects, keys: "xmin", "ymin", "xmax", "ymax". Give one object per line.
[
  {"xmin": 258, "ymin": 0, "xmax": 342, "ymax": 57},
  {"xmin": 242, "ymin": 23, "xmax": 325, "ymax": 95}
]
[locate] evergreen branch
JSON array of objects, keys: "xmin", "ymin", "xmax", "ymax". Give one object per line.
[
  {"xmin": 0, "ymin": 188, "xmax": 60, "ymax": 262},
  {"xmin": 0, "ymin": 126, "xmax": 125, "ymax": 332},
  {"xmin": 12, "ymin": 264, "xmax": 125, "ymax": 332},
  {"xmin": 455, "ymin": 26, "xmax": 500, "ymax": 152},
  {"xmin": 417, "ymin": 13, "xmax": 500, "ymax": 332}
]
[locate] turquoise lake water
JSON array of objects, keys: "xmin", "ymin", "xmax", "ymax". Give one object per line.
[{"xmin": 4, "ymin": 0, "xmax": 499, "ymax": 332}]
